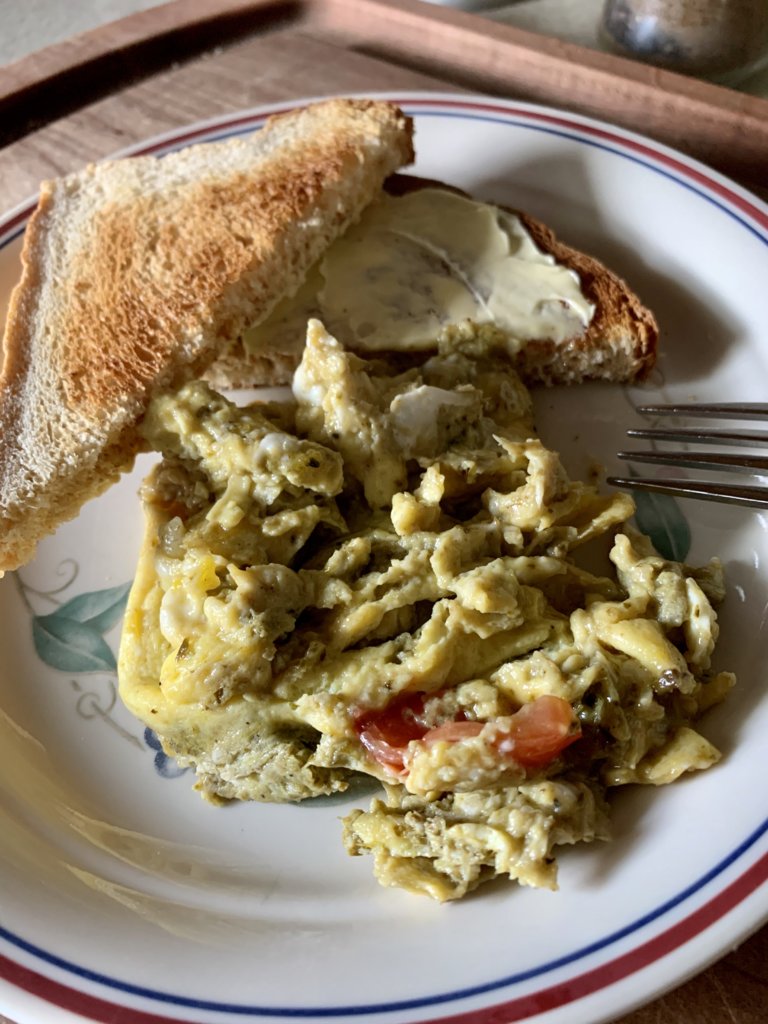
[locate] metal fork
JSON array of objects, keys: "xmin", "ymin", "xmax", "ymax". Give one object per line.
[{"xmin": 607, "ymin": 403, "xmax": 768, "ymax": 509}]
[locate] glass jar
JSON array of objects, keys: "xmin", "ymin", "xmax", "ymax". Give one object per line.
[{"xmin": 601, "ymin": 0, "xmax": 768, "ymax": 84}]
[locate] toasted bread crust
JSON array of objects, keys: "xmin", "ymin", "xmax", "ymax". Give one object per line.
[
  {"xmin": 511, "ymin": 209, "xmax": 657, "ymax": 385},
  {"xmin": 0, "ymin": 100, "xmax": 414, "ymax": 573},
  {"xmin": 208, "ymin": 174, "xmax": 657, "ymax": 390}
]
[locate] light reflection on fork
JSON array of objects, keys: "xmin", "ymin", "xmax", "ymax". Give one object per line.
[{"xmin": 608, "ymin": 403, "xmax": 768, "ymax": 509}]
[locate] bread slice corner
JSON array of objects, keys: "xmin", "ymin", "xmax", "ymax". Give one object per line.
[{"xmin": 0, "ymin": 99, "xmax": 414, "ymax": 574}]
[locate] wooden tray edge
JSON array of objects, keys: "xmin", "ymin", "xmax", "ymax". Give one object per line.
[
  {"xmin": 1, "ymin": 0, "xmax": 767, "ymax": 191},
  {"xmin": 319, "ymin": 0, "xmax": 768, "ymax": 189}
]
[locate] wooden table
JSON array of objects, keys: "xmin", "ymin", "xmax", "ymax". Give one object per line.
[{"xmin": 1, "ymin": 2, "xmax": 767, "ymax": 1022}]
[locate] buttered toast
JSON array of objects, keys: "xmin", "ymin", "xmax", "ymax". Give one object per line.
[{"xmin": 207, "ymin": 174, "xmax": 657, "ymax": 390}]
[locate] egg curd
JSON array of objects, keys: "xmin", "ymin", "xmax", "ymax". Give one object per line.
[{"xmin": 118, "ymin": 321, "xmax": 733, "ymax": 901}]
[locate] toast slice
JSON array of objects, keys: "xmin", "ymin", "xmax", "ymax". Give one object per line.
[
  {"xmin": 0, "ymin": 99, "xmax": 414, "ymax": 574},
  {"xmin": 207, "ymin": 174, "xmax": 657, "ymax": 390}
]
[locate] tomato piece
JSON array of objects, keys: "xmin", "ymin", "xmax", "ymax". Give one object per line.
[
  {"xmin": 355, "ymin": 692, "xmax": 429, "ymax": 773},
  {"xmin": 493, "ymin": 695, "xmax": 580, "ymax": 768},
  {"xmin": 355, "ymin": 693, "xmax": 579, "ymax": 775},
  {"xmin": 423, "ymin": 721, "xmax": 485, "ymax": 745},
  {"xmin": 357, "ymin": 728, "xmax": 409, "ymax": 772}
]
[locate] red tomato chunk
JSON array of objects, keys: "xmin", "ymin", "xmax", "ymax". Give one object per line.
[
  {"xmin": 491, "ymin": 695, "xmax": 580, "ymax": 768},
  {"xmin": 355, "ymin": 692, "xmax": 579, "ymax": 774},
  {"xmin": 355, "ymin": 692, "xmax": 430, "ymax": 772}
]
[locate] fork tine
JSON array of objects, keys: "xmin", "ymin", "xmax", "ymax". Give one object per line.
[
  {"xmin": 617, "ymin": 450, "xmax": 768, "ymax": 474},
  {"xmin": 637, "ymin": 403, "xmax": 768, "ymax": 419},
  {"xmin": 626, "ymin": 426, "xmax": 768, "ymax": 447},
  {"xmin": 607, "ymin": 476, "xmax": 768, "ymax": 509},
  {"xmin": 617, "ymin": 402, "xmax": 768, "ymax": 507}
]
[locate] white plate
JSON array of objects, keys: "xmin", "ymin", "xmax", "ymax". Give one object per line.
[{"xmin": 1, "ymin": 93, "xmax": 768, "ymax": 1024}]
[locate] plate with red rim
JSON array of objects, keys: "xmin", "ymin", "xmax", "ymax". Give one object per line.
[{"xmin": 1, "ymin": 92, "xmax": 768, "ymax": 1024}]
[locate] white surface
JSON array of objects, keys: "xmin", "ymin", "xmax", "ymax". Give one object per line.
[
  {"xmin": 0, "ymin": 0, "xmax": 164, "ymax": 65},
  {"xmin": 0, "ymin": 92, "xmax": 768, "ymax": 1024}
]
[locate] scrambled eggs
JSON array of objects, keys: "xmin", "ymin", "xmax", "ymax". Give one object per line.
[{"xmin": 119, "ymin": 321, "xmax": 733, "ymax": 901}]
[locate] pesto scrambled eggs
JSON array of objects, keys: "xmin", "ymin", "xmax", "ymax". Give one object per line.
[{"xmin": 119, "ymin": 321, "xmax": 733, "ymax": 901}]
